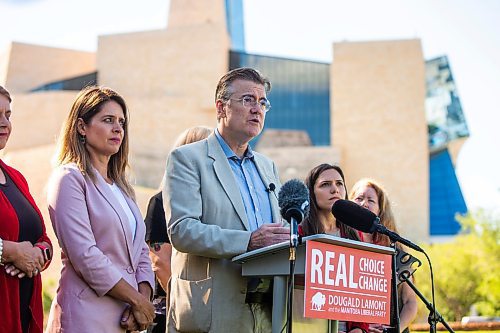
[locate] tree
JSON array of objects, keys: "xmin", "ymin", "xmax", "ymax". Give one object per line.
[{"xmin": 413, "ymin": 210, "xmax": 499, "ymax": 322}]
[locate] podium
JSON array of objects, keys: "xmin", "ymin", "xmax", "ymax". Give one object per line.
[{"xmin": 233, "ymin": 234, "xmax": 395, "ymax": 333}]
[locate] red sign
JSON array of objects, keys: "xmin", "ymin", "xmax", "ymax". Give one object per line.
[{"xmin": 304, "ymin": 240, "xmax": 392, "ymax": 324}]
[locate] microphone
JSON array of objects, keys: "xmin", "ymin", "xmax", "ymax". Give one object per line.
[
  {"xmin": 278, "ymin": 179, "xmax": 310, "ymax": 248},
  {"xmin": 331, "ymin": 200, "xmax": 424, "ymax": 253}
]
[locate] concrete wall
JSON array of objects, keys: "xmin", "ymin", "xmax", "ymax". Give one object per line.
[
  {"xmin": 97, "ymin": 26, "xmax": 229, "ymax": 111},
  {"xmin": 447, "ymin": 137, "xmax": 467, "ymax": 166},
  {"xmin": 331, "ymin": 39, "xmax": 429, "ymax": 241},
  {"xmin": 0, "ymin": 45, "xmax": 10, "ymax": 86},
  {"xmin": 168, "ymin": 0, "xmax": 227, "ymax": 29},
  {"xmin": 4, "ymin": 91, "xmax": 77, "ymax": 151},
  {"xmin": 257, "ymin": 129, "xmax": 312, "ymax": 148},
  {"xmin": 260, "ymin": 146, "xmax": 342, "ymax": 182},
  {"xmin": 2, "ymin": 42, "xmax": 95, "ymax": 93},
  {"xmin": 126, "ymin": 96, "xmax": 216, "ymax": 188}
]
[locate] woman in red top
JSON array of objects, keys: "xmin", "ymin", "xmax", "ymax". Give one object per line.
[
  {"xmin": 350, "ymin": 178, "xmax": 417, "ymax": 333},
  {"xmin": 0, "ymin": 85, "xmax": 53, "ymax": 333},
  {"xmin": 299, "ymin": 163, "xmax": 367, "ymax": 333},
  {"xmin": 299, "ymin": 163, "xmax": 360, "ymax": 240}
]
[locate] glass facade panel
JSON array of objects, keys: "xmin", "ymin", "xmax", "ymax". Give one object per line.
[
  {"xmin": 230, "ymin": 51, "xmax": 331, "ymax": 145},
  {"xmin": 425, "ymin": 56, "xmax": 469, "ymax": 149},
  {"xmin": 225, "ymin": 0, "xmax": 245, "ymax": 51},
  {"xmin": 30, "ymin": 72, "xmax": 97, "ymax": 92},
  {"xmin": 429, "ymin": 149, "xmax": 467, "ymax": 235}
]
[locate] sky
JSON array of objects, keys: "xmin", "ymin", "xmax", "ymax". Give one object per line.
[{"xmin": 1, "ymin": 0, "xmax": 499, "ymax": 212}]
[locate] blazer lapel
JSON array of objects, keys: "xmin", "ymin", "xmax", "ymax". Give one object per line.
[
  {"xmin": 253, "ymin": 155, "xmax": 282, "ymax": 224},
  {"xmin": 93, "ymin": 171, "xmax": 134, "ymax": 265},
  {"xmin": 123, "ymin": 194, "xmax": 144, "ymax": 263},
  {"xmin": 207, "ymin": 134, "xmax": 250, "ymax": 231}
]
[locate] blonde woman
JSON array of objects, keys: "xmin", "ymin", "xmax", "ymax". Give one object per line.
[
  {"xmin": 350, "ymin": 179, "xmax": 417, "ymax": 333},
  {"xmin": 46, "ymin": 86, "xmax": 154, "ymax": 332}
]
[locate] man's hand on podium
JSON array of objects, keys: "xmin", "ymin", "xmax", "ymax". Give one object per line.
[{"xmin": 247, "ymin": 223, "xmax": 289, "ymax": 251}]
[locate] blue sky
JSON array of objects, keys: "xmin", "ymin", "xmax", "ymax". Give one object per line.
[{"xmin": 1, "ymin": 0, "xmax": 499, "ymax": 212}]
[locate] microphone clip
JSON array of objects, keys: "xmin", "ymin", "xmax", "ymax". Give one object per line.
[{"xmin": 266, "ymin": 183, "xmax": 276, "ymax": 193}]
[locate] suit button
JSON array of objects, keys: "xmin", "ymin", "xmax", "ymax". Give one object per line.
[{"xmin": 127, "ymin": 266, "xmax": 134, "ymax": 274}]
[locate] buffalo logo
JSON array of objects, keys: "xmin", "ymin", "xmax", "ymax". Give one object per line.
[{"xmin": 310, "ymin": 291, "xmax": 326, "ymax": 311}]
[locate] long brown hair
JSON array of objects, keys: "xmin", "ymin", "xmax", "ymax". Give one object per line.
[
  {"xmin": 300, "ymin": 163, "xmax": 360, "ymax": 240},
  {"xmin": 349, "ymin": 178, "xmax": 397, "ymax": 246},
  {"xmin": 55, "ymin": 86, "xmax": 134, "ymax": 198}
]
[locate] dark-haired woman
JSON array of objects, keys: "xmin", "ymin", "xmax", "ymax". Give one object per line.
[{"xmin": 299, "ymin": 163, "xmax": 367, "ymax": 333}]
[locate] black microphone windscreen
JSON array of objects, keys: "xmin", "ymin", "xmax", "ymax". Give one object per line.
[
  {"xmin": 278, "ymin": 179, "xmax": 310, "ymax": 222},
  {"xmin": 331, "ymin": 199, "xmax": 377, "ymax": 233}
]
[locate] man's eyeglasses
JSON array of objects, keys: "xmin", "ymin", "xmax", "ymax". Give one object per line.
[{"xmin": 229, "ymin": 95, "xmax": 271, "ymax": 113}]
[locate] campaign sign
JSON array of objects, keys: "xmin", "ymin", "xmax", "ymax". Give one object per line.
[{"xmin": 304, "ymin": 240, "xmax": 392, "ymax": 324}]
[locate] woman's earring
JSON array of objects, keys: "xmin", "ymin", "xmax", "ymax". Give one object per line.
[{"xmin": 79, "ymin": 135, "xmax": 86, "ymax": 144}]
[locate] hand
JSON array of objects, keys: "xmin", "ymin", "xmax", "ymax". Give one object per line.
[
  {"xmin": 368, "ymin": 324, "xmax": 386, "ymax": 333},
  {"xmin": 247, "ymin": 223, "xmax": 290, "ymax": 251},
  {"xmin": 9, "ymin": 241, "xmax": 44, "ymax": 278},
  {"xmin": 107, "ymin": 279, "xmax": 154, "ymax": 331},
  {"xmin": 120, "ymin": 305, "xmax": 139, "ymax": 331},
  {"xmin": 130, "ymin": 294, "xmax": 155, "ymax": 331},
  {"xmin": 4, "ymin": 264, "xmax": 26, "ymax": 278}
]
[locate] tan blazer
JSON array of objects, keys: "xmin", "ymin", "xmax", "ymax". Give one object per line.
[
  {"xmin": 45, "ymin": 164, "xmax": 154, "ymax": 333},
  {"xmin": 164, "ymin": 134, "xmax": 282, "ymax": 333}
]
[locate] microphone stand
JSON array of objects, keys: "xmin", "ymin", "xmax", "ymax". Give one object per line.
[
  {"xmin": 390, "ymin": 242, "xmax": 401, "ymax": 333},
  {"xmin": 400, "ymin": 275, "xmax": 454, "ymax": 333},
  {"xmin": 286, "ymin": 216, "xmax": 299, "ymax": 333},
  {"xmin": 386, "ymin": 233, "xmax": 448, "ymax": 333}
]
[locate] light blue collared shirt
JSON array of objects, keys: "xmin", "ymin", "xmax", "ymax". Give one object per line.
[{"xmin": 215, "ymin": 129, "xmax": 273, "ymax": 231}]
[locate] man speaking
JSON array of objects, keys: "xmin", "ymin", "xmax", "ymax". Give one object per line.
[{"xmin": 164, "ymin": 68, "xmax": 289, "ymax": 332}]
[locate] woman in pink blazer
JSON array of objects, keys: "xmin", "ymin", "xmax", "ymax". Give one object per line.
[{"xmin": 46, "ymin": 86, "xmax": 155, "ymax": 332}]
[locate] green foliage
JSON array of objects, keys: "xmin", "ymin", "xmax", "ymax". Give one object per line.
[
  {"xmin": 42, "ymin": 278, "xmax": 56, "ymax": 316},
  {"xmin": 414, "ymin": 210, "xmax": 500, "ymax": 322}
]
